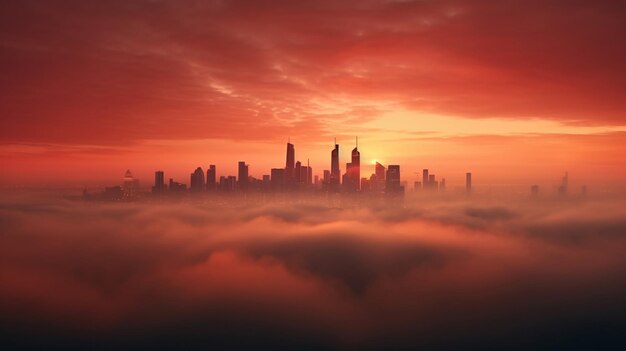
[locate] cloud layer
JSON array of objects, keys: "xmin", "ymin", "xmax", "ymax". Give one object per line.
[{"xmin": 1, "ymin": 192, "xmax": 626, "ymax": 349}]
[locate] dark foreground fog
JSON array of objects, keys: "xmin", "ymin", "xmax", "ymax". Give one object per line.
[{"xmin": 1, "ymin": 192, "xmax": 626, "ymax": 350}]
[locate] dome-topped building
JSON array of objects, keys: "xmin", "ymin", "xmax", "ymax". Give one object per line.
[{"xmin": 122, "ymin": 169, "xmax": 140, "ymax": 198}]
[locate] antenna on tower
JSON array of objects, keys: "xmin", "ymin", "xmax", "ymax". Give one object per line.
[
  {"xmin": 356, "ymin": 136, "xmax": 358, "ymax": 148},
  {"xmin": 307, "ymin": 158, "xmax": 310, "ymax": 167},
  {"xmin": 334, "ymin": 137, "xmax": 337, "ymax": 145}
]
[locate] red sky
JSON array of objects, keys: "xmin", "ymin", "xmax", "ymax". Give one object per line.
[{"xmin": 1, "ymin": 0, "xmax": 625, "ymax": 188}]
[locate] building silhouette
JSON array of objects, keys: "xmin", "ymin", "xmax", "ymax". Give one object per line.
[
  {"xmin": 169, "ymin": 178, "xmax": 187, "ymax": 192},
  {"xmin": 271, "ymin": 168, "xmax": 285, "ymax": 190},
  {"xmin": 330, "ymin": 141, "xmax": 341, "ymax": 191},
  {"xmin": 386, "ymin": 165, "xmax": 403, "ymax": 194},
  {"xmin": 123, "ymin": 170, "xmax": 140, "ymax": 198},
  {"xmin": 306, "ymin": 162, "xmax": 313, "ymax": 186},
  {"xmin": 360, "ymin": 177, "xmax": 370, "ymax": 191},
  {"xmin": 285, "ymin": 142, "xmax": 295, "ymax": 186},
  {"xmin": 206, "ymin": 165, "xmax": 216, "ymax": 191},
  {"xmin": 293, "ymin": 159, "xmax": 312, "ymax": 186},
  {"xmin": 418, "ymin": 169, "xmax": 446, "ymax": 192},
  {"xmin": 376, "ymin": 162, "xmax": 385, "ymax": 180},
  {"xmin": 370, "ymin": 162, "xmax": 386, "ymax": 192},
  {"xmin": 103, "ymin": 138, "xmax": 480, "ymax": 199},
  {"xmin": 295, "ymin": 160, "xmax": 302, "ymax": 184},
  {"xmin": 190, "ymin": 167, "xmax": 205, "ymax": 192},
  {"xmin": 220, "ymin": 175, "xmax": 236, "ymax": 191},
  {"xmin": 104, "ymin": 186, "xmax": 123, "ymax": 199},
  {"xmin": 322, "ymin": 170, "xmax": 331, "ymax": 190},
  {"xmin": 343, "ymin": 137, "xmax": 360, "ymax": 191},
  {"xmin": 466, "ymin": 172, "xmax": 472, "ymax": 194},
  {"xmin": 238, "ymin": 161, "xmax": 249, "ymax": 191},
  {"xmin": 153, "ymin": 171, "xmax": 165, "ymax": 193}
]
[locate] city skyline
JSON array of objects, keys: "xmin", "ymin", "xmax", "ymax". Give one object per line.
[
  {"xmin": 1, "ymin": 134, "xmax": 623, "ymax": 191},
  {"xmin": 89, "ymin": 137, "xmax": 588, "ymax": 200},
  {"xmin": 142, "ymin": 138, "xmax": 414, "ymax": 196}
]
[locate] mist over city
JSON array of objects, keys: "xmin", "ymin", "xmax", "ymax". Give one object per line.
[{"xmin": 2, "ymin": 187, "xmax": 626, "ymax": 349}]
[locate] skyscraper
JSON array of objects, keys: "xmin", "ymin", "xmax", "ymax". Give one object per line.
[
  {"xmin": 361, "ymin": 178, "xmax": 370, "ymax": 191},
  {"xmin": 228, "ymin": 176, "xmax": 237, "ymax": 191},
  {"xmin": 466, "ymin": 172, "xmax": 472, "ymax": 194},
  {"xmin": 190, "ymin": 167, "xmax": 205, "ymax": 192},
  {"xmin": 219, "ymin": 176, "xmax": 236, "ymax": 191},
  {"xmin": 295, "ymin": 161, "xmax": 302, "ymax": 184},
  {"xmin": 285, "ymin": 142, "xmax": 295, "ymax": 185},
  {"xmin": 206, "ymin": 165, "xmax": 216, "ymax": 191},
  {"xmin": 299, "ymin": 166, "xmax": 309, "ymax": 185},
  {"xmin": 422, "ymin": 169, "xmax": 429, "ymax": 189},
  {"xmin": 169, "ymin": 178, "xmax": 186, "ymax": 192},
  {"xmin": 323, "ymin": 170, "xmax": 331, "ymax": 190},
  {"xmin": 306, "ymin": 166, "xmax": 313, "ymax": 185},
  {"xmin": 153, "ymin": 170, "xmax": 164, "ymax": 193},
  {"xmin": 372, "ymin": 162, "xmax": 386, "ymax": 192},
  {"xmin": 330, "ymin": 141, "xmax": 340, "ymax": 191},
  {"xmin": 238, "ymin": 161, "xmax": 249, "ymax": 191},
  {"xmin": 375, "ymin": 162, "xmax": 386, "ymax": 180},
  {"xmin": 122, "ymin": 169, "xmax": 139, "ymax": 198},
  {"xmin": 262, "ymin": 175, "xmax": 270, "ymax": 190},
  {"xmin": 270, "ymin": 168, "xmax": 285, "ymax": 190},
  {"xmin": 386, "ymin": 165, "xmax": 402, "ymax": 193},
  {"xmin": 344, "ymin": 138, "xmax": 360, "ymax": 191}
]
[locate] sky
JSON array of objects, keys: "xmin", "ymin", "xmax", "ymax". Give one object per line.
[{"xmin": 1, "ymin": 0, "xmax": 625, "ymax": 188}]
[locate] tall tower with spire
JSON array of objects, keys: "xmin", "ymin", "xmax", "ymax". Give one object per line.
[
  {"xmin": 345, "ymin": 136, "xmax": 360, "ymax": 191},
  {"xmin": 285, "ymin": 140, "xmax": 295, "ymax": 186},
  {"xmin": 330, "ymin": 139, "xmax": 340, "ymax": 191}
]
